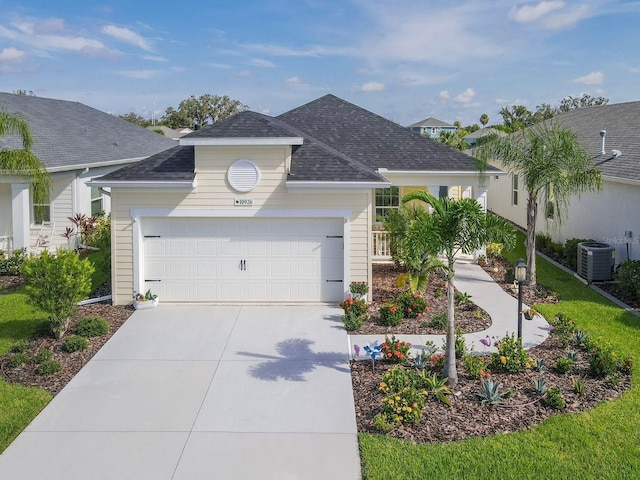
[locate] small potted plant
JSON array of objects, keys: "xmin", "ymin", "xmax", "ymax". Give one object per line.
[
  {"xmin": 133, "ymin": 289, "xmax": 159, "ymax": 310},
  {"xmin": 349, "ymin": 281, "xmax": 369, "ymax": 300},
  {"xmin": 522, "ymin": 308, "xmax": 538, "ymax": 320}
]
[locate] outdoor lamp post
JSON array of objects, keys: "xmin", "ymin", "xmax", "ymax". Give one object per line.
[{"xmin": 515, "ymin": 258, "xmax": 527, "ymax": 339}]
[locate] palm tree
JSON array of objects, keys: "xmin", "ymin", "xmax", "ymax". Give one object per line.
[
  {"xmin": 401, "ymin": 191, "xmax": 516, "ymax": 385},
  {"xmin": 480, "ymin": 113, "xmax": 489, "ymax": 127},
  {"xmin": 474, "ymin": 121, "xmax": 601, "ymax": 285},
  {"xmin": 0, "ymin": 111, "xmax": 50, "ymax": 207}
]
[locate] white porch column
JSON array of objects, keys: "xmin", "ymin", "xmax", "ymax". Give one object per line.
[{"xmin": 11, "ymin": 183, "xmax": 30, "ymax": 251}]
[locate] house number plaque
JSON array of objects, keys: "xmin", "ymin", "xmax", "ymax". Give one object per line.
[{"xmin": 234, "ymin": 198, "xmax": 254, "ymax": 206}]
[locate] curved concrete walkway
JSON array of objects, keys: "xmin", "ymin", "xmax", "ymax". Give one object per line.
[{"xmin": 350, "ymin": 255, "xmax": 551, "ymax": 358}]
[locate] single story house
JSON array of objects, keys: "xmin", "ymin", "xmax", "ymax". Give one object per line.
[
  {"xmin": 0, "ymin": 92, "xmax": 176, "ymax": 253},
  {"xmin": 487, "ymin": 100, "xmax": 640, "ymax": 265},
  {"xmin": 463, "ymin": 127, "xmax": 507, "ymax": 148},
  {"xmin": 408, "ymin": 117, "xmax": 457, "ymax": 139},
  {"xmin": 93, "ymin": 94, "xmax": 502, "ymax": 305}
]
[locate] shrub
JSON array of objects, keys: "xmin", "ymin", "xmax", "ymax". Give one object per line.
[
  {"xmin": 549, "ymin": 313, "xmax": 576, "ymax": 347},
  {"xmin": 615, "ymin": 260, "xmax": 640, "ymax": 303},
  {"xmin": 379, "ymin": 365, "xmax": 415, "ymax": 394},
  {"xmin": 11, "ymin": 340, "xmax": 31, "ymax": 354},
  {"xmin": 381, "ymin": 335, "xmax": 412, "ymax": 363},
  {"xmin": 0, "ymin": 248, "xmax": 26, "ymax": 276},
  {"xmin": 36, "ymin": 359, "xmax": 61, "ymax": 376},
  {"xmin": 463, "ymin": 354, "xmax": 487, "ymax": 380},
  {"xmin": 535, "ymin": 234, "xmax": 563, "ymax": 261},
  {"xmin": 22, "ymin": 249, "xmax": 94, "ymax": 339},
  {"xmin": 555, "ymin": 357, "xmax": 574, "ymax": 374},
  {"xmin": 342, "ymin": 313, "xmax": 365, "ymax": 331},
  {"xmin": 563, "ymin": 238, "xmax": 595, "ymax": 272},
  {"xmin": 378, "ymin": 366, "xmax": 426, "ymax": 426},
  {"xmin": 489, "ymin": 333, "xmax": 532, "ymax": 373},
  {"xmin": 379, "ymin": 302, "xmax": 403, "ymax": 326},
  {"xmin": 339, "ymin": 296, "xmax": 368, "ymax": 318},
  {"xmin": 74, "ymin": 316, "xmax": 110, "ymax": 337},
  {"xmin": 485, "ymin": 242, "xmax": 503, "ymax": 260},
  {"xmin": 61, "ymin": 335, "xmax": 89, "ymax": 353},
  {"xmin": 397, "ymin": 291, "xmax": 428, "ymax": 319},
  {"xmin": 543, "ymin": 386, "xmax": 565, "ymax": 409},
  {"xmin": 431, "ymin": 311, "xmax": 447, "ymax": 330},
  {"xmin": 588, "ymin": 340, "xmax": 620, "ymax": 378},
  {"xmin": 34, "ymin": 349, "xmax": 52, "ymax": 364},
  {"xmin": 9, "ymin": 353, "xmax": 30, "ymax": 367},
  {"xmin": 429, "ymin": 353, "xmax": 445, "ymax": 372},
  {"xmin": 455, "ymin": 291, "xmax": 473, "ymax": 307}
]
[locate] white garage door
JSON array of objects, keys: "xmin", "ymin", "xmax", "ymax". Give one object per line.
[{"xmin": 142, "ymin": 217, "xmax": 344, "ymax": 302}]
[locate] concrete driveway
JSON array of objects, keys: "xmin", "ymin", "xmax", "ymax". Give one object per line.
[{"xmin": 0, "ymin": 305, "xmax": 361, "ymax": 480}]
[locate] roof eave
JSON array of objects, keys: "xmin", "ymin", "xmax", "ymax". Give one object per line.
[
  {"xmin": 286, "ymin": 180, "xmax": 390, "ymax": 190},
  {"xmin": 88, "ymin": 179, "xmax": 197, "ymax": 189},
  {"xmin": 46, "ymin": 156, "xmax": 149, "ymax": 173}
]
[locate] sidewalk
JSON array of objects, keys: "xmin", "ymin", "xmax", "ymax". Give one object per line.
[{"xmin": 349, "ymin": 256, "xmax": 550, "ymax": 357}]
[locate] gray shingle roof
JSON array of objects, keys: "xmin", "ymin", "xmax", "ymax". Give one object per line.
[
  {"xmin": 550, "ymin": 101, "xmax": 640, "ymax": 182},
  {"xmin": 0, "ymin": 92, "xmax": 176, "ymax": 171},
  {"xmin": 98, "ymin": 94, "xmax": 496, "ymax": 184},
  {"xmin": 97, "ymin": 145, "xmax": 195, "ymax": 182},
  {"xmin": 278, "ymin": 95, "xmax": 493, "ymax": 172},
  {"xmin": 407, "ymin": 117, "xmax": 455, "ymax": 128}
]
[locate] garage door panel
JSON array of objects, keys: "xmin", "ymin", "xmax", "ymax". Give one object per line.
[{"xmin": 143, "ymin": 217, "xmax": 343, "ymax": 302}]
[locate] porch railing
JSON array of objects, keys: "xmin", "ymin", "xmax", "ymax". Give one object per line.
[
  {"xmin": 0, "ymin": 235, "xmax": 12, "ymax": 255},
  {"xmin": 372, "ymin": 230, "xmax": 392, "ymax": 262}
]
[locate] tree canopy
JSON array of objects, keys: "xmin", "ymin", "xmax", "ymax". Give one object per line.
[{"xmin": 162, "ymin": 94, "xmax": 247, "ymax": 129}]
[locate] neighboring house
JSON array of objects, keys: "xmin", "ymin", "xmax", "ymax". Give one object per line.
[
  {"xmin": 487, "ymin": 101, "xmax": 640, "ymax": 265},
  {"xmin": 408, "ymin": 117, "xmax": 457, "ymax": 139},
  {"xmin": 93, "ymin": 94, "xmax": 503, "ymax": 305},
  {"xmin": 0, "ymin": 92, "xmax": 176, "ymax": 253},
  {"xmin": 146, "ymin": 125, "xmax": 193, "ymax": 140},
  {"xmin": 463, "ymin": 127, "xmax": 507, "ymax": 148}
]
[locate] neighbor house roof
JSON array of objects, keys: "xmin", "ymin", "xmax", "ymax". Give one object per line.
[
  {"xmin": 407, "ymin": 117, "xmax": 455, "ymax": 128},
  {"xmin": 464, "ymin": 127, "xmax": 508, "ymax": 141},
  {"xmin": 96, "ymin": 94, "xmax": 497, "ymax": 184},
  {"xmin": 549, "ymin": 101, "xmax": 640, "ymax": 183},
  {"xmin": 0, "ymin": 92, "xmax": 176, "ymax": 171}
]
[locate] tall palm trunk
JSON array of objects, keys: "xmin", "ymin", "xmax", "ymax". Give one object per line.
[
  {"xmin": 443, "ymin": 259, "xmax": 458, "ymax": 386},
  {"xmin": 526, "ymin": 193, "xmax": 537, "ymax": 286}
]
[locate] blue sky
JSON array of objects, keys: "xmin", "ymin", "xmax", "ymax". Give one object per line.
[{"xmin": 0, "ymin": 1, "xmax": 639, "ymax": 127}]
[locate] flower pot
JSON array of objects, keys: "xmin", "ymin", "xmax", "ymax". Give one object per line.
[
  {"xmin": 133, "ymin": 298, "xmax": 159, "ymax": 310},
  {"xmin": 524, "ymin": 312, "xmax": 534, "ymax": 320}
]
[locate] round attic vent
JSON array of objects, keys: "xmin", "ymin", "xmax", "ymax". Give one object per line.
[{"xmin": 227, "ymin": 159, "xmax": 260, "ymax": 192}]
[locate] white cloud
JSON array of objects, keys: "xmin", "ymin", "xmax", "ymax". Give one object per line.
[
  {"xmin": 249, "ymin": 58, "xmax": 275, "ymax": 68},
  {"xmin": 285, "ymin": 76, "xmax": 303, "ymax": 84},
  {"xmin": 242, "ymin": 42, "xmax": 349, "ymax": 57},
  {"xmin": 234, "ymin": 70, "xmax": 252, "ymax": 77},
  {"xmin": 101, "ymin": 25, "xmax": 153, "ymax": 51},
  {"xmin": 509, "ymin": 1, "xmax": 565, "ymax": 23},
  {"xmin": 439, "ymin": 90, "xmax": 451, "ymax": 101},
  {"xmin": 0, "ymin": 46, "xmax": 25, "ymax": 62},
  {"xmin": 143, "ymin": 55, "xmax": 168, "ymax": 62},
  {"xmin": 115, "ymin": 70, "xmax": 159, "ymax": 79},
  {"xmin": 454, "ymin": 88, "xmax": 476, "ymax": 104},
  {"xmin": 360, "ymin": 81, "xmax": 385, "ymax": 92},
  {"xmin": 571, "ymin": 71, "xmax": 604, "ymax": 85}
]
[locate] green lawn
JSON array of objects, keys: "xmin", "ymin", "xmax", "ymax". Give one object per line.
[
  {"xmin": 0, "ymin": 288, "xmax": 52, "ymax": 453},
  {"xmin": 360, "ymin": 233, "xmax": 640, "ymax": 479}
]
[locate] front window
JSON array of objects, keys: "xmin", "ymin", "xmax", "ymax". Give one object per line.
[
  {"xmin": 33, "ymin": 192, "xmax": 51, "ymax": 224},
  {"xmin": 512, "ymin": 174, "xmax": 519, "ymax": 206},
  {"xmin": 91, "ymin": 186, "xmax": 104, "ymax": 216},
  {"xmin": 374, "ymin": 186, "xmax": 399, "ymax": 223},
  {"xmin": 438, "ymin": 186, "xmax": 448, "ymax": 198}
]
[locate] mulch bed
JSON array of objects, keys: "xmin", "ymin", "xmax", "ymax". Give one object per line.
[
  {"xmin": 350, "ymin": 260, "xmax": 632, "ymax": 443},
  {"xmin": 354, "ymin": 264, "xmax": 491, "ymax": 335},
  {"xmin": 0, "ymin": 299, "xmax": 133, "ymax": 395}
]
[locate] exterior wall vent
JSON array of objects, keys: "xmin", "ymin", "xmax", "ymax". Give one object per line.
[
  {"xmin": 577, "ymin": 242, "xmax": 615, "ymax": 283},
  {"xmin": 227, "ymin": 159, "xmax": 260, "ymax": 192}
]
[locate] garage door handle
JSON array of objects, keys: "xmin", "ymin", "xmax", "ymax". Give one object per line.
[
  {"xmin": 145, "ymin": 279, "xmax": 162, "ymax": 282},
  {"xmin": 239, "ymin": 260, "xmax": 246, "ymax": 271},
  {"xmin": 326, "ymin": 279, "xmax": 343, "ymax": 283}
]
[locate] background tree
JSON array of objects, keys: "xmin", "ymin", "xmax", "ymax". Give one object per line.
[
  {"xmin": 479, "ymin": 113, "xmax": 489, "ymax": 127},
  {"xmin": 558, "ymin": 94, "xmax": 608, "ymax": 113},
  {"xmin": 400, "ymin": 191, "xmax": 516, "ymax": 385},
  {"xmin": 0, "ymin": 111, "xmax": 50, "ymax": 207},
  {"xmin": 118, "ymin": 111, "xmax": 149, "ymax": 127},
  {"xmin": 474, "ymin": 122, "xmax": 601, "ymax": 285},
  {"xmin": 499, "ymin": 105, "xmax": 535, "ymax": 132},
  {"xmin": 162, "ymin": 94, "xmax": 247, "ymax": 129},
  {"xmin": 437, "ymin": 130, "xmax": 467, "ymax": 151}
]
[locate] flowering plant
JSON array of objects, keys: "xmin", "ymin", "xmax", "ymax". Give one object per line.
[
  {"xmin": 349, "ymin": 281, "xmax": 369, "ymax": 296},
  {"xmin": 133, "ymin": 289, "xmax": 157, "ymax": 302},
  {"xmin": 339, "ymin": 296, "xmax": 368, "ymax": 318},
  {"xmin": 381, "ymin": 335, "xmax": 412, "ymax": 363},
  {"xmin": 379, "ymin": 302, "xmax": 403, "ymax": 326},
  {"xmin": 397, "ymin": 291, "xmax": 429, "ymax": 318}
]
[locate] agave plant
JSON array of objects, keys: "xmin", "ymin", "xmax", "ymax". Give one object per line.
[
  {"xmin": 477, "ymin": 377, "xmax": 510, "ymax": 406},
  {"xmin": 419, "ymin": 371, "xmax": 453, "ymax": 407}
]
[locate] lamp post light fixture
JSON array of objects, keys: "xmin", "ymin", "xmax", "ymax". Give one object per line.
[{"xmin": 515, "ymin": 258, "xmax": 527, "ymax": 339}]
